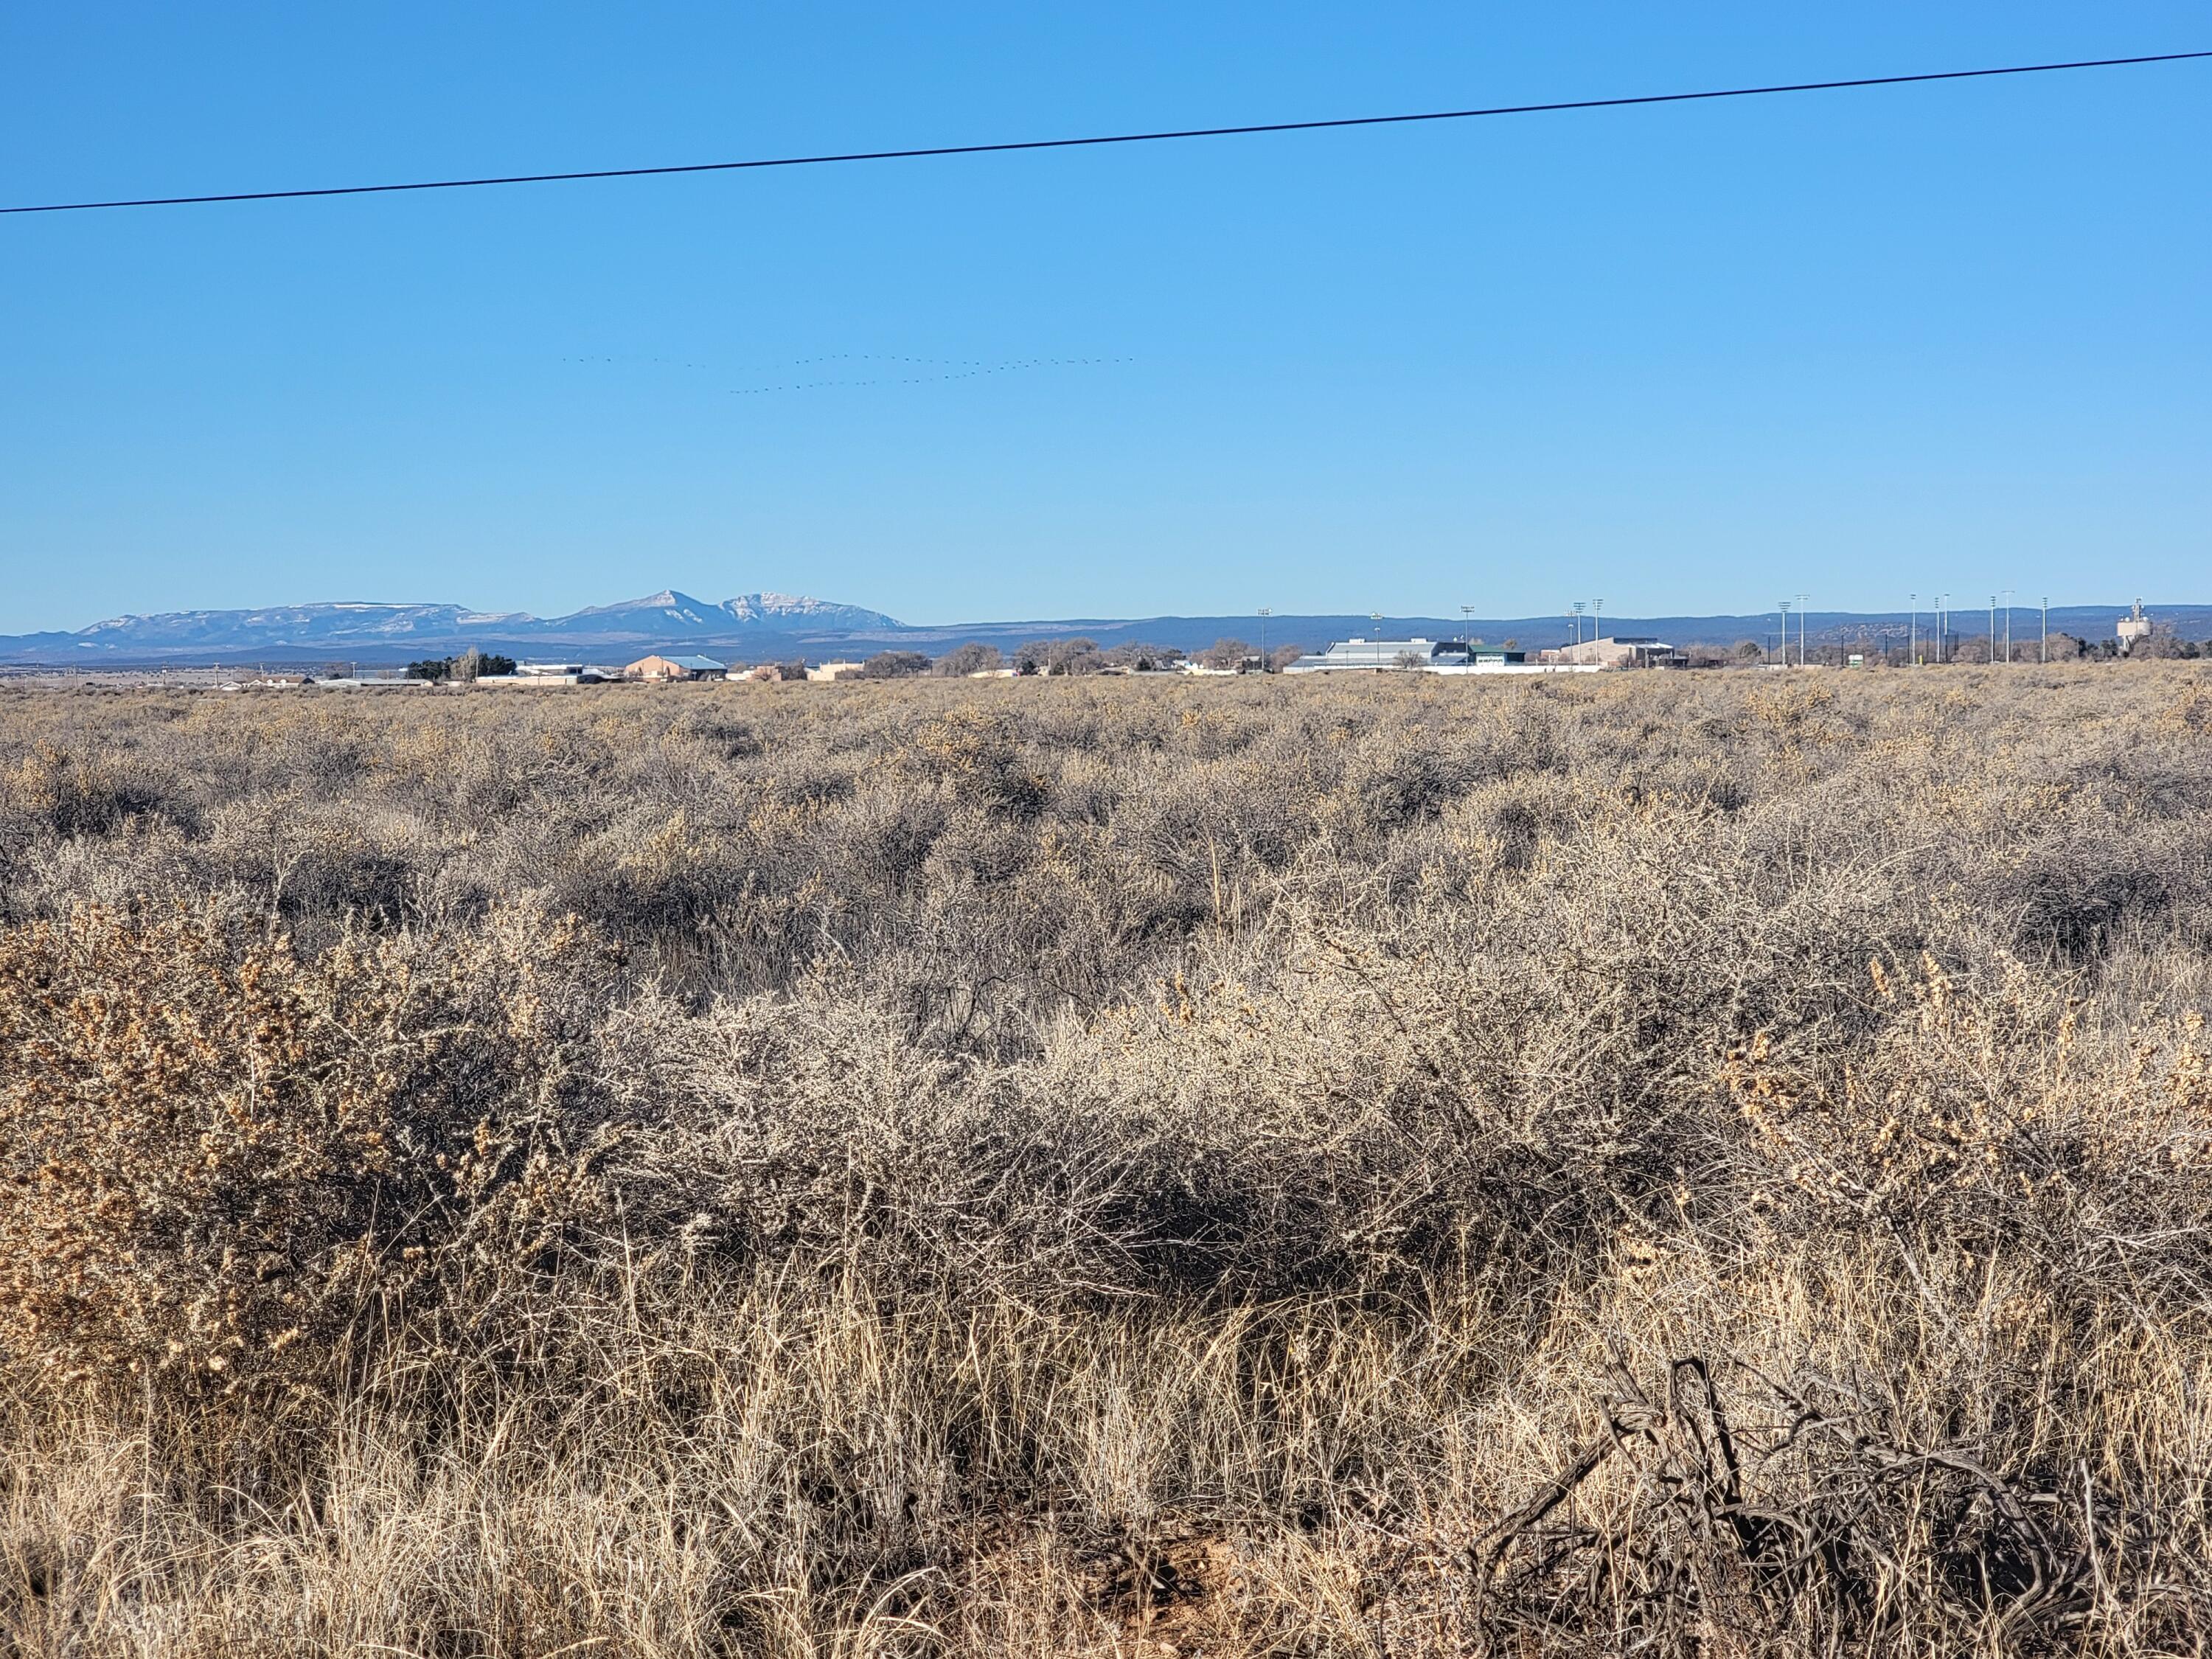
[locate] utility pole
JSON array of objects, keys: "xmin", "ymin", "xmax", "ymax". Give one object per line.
[
  {"xmin": 2042, "ymin": 597, "xmax": 2049, "ymax": 664},
  {"xmin": 1256, "ymin": 607, "xmax": 1270, "ymax": 673},
  {"xmin": 1909, "ymin": 594, "xmax": 1917, "ymax": 667},
  {"xmin": 1936, "ymin": 594, "xmax": 1947, "ymax": 664}
]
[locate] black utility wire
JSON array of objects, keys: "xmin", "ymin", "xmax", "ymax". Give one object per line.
[{"xmin": 4, "ymin": 50, "xmax": 2205, "ymax": 217}]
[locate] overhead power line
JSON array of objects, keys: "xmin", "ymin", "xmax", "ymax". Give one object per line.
[{"xmin": 4, "ymin": 49, "xmax": 2205, "ymax": 218}]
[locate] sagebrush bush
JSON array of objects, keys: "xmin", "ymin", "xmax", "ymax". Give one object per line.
[
  {"xmin": 4, "ymin": 664, "xmax": 2212, "ymax": 1656},
  {"xmin": 0, "ymin": 900, "xmax": 626, "ymax": 1401}
]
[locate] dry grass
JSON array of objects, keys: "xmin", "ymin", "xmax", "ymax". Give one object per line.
[{"xmin": 4, "ymin": 665, "xmax": 2212, "ymax": 1655}]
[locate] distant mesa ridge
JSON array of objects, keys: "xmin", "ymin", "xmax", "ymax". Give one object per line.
[{"xmin": 1, "ymin": 590, "xmax": 2203, "ymax": 665}]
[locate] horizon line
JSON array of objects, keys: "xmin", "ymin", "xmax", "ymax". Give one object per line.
[{"xmin": 1, "ymin": 594, "xmax": 2199, "ymax": 644}]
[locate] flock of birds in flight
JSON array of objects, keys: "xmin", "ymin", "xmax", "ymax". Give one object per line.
[{"xmin": 560, "ymin": 352, "xmax": 1131, "ymax": 397}]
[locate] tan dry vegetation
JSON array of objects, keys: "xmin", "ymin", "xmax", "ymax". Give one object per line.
[{"xmin": 3, "ymin": 665, "xmax": 2212, "ymax": 1655}]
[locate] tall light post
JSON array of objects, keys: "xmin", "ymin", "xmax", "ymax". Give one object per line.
[
  {"xmin": 1778, "ymin": 599, "xmax": 1790, "ymax": 666},
  {"xmin": 2042, "ymin": 597, "xmax": 2049, "ymax": 664},
  {"xmin": 1256, "ymin": 607, "xmax": 1270, "ymax": 673},
  {"xmin": 2003, "ymin": 589, "xmax": 2014, "ymax": 665},
  {"xmin": 1371, "ymin": 613, "xmax": 1383, "ymax": 670},
  {"xmin": 1936, "ymin": 594, "xmax": 1948, "ymax": 664},
  {"xmin": 1909, "ymin": 594, "xmax": 1918, "ymax": 667},
  {"xmin": 1796, "ymin": 593, "xmax": 1810, "ymax": 667},
  {"xmin": 1592, "ymin": 598, "xmax": 1604, "ymax": 644},
  {"xmin": 1571, "ymin": 600, "xmax": 1586, "ymax": 646},
  {"xmin": 1988, "ymin": 595, "xmax": 1997, "ymax": 667},
  {"xmin": 1461, "ymin": 604, "xmax": 1477, "ymax": 659}
]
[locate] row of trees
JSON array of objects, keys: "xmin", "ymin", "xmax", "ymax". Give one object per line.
[
  {"xmin": 1711, "ymin": 633, "xmax": 2212, "ymax": 667},
  {"xmin": 840, "ymin": 638, "xmax": 1306, "ymax": 680},
  {"xmin": 390, "ymin": 640, "xmax": 1307, "ymax": 686},
  {"xmin": 404, "ymin": 649, "xmax": 517, "ymax": 682}
]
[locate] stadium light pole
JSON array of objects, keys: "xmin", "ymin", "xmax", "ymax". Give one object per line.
[
  {"xmin": 2003, "ymin": 589, "xmax": 2013, "ymax": 664},
  {"xmin": 1571, "ymin": 600, "xmax": 1585, "ymax": 646},
  {"xmin": 2042, "ymin": 597, "xmax": 2049, "ymax": 664},
  {"xmin": 1909, "ymin": 594, "xmax": 1917, "ymax": 667},
  {"xmin": 1592, "ymin": 597, "xmax": 1604, "ymax": 643},
  {"xmin": 1795, "ymin": 593, "xmax": 1809, "ymax": 666},
  {"xmin": 1778, "ymin": 599, "xmax": 1790, "ymax": 667},
  {"xmin": 1256, "ymin": 607, "xmax": 1270, "ymax": 673},
  {"xmin": 1371, "ymin": 612, "xmax": 1383, "ymax": 670},
  {"xmin": 1936, "ymin": 594, "xmax": 1947, "ymax": 664}
]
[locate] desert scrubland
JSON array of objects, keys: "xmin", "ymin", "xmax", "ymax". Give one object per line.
[{"xmin": 4, "ymin": 666, "xmax": 2212, "ymax": 1656}]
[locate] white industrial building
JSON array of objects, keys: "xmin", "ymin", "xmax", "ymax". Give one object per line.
[
  {"xmin": 1543, "ymin": 636, "xmax": 1686, "ymax": 669},
  {"xmin": 1287, "ymin": 638, "xmax": 1603, "ymax": 675}
]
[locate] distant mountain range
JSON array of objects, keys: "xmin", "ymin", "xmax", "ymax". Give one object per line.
[
  {"xmin": 1, "ymin": 590, "xmax": 2204, "ymax": 666},
  {"xmin": 0, "ymin": 591, "xmax": 903, "ymax": 662}
]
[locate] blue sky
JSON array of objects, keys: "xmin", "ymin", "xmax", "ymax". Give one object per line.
[{"xmin": 1, "ymin": 4, "xmax": 2205, "ymax": 632}]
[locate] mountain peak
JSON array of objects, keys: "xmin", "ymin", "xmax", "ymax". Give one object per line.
[{"xmin": 720, "ymin": 592, "xmax": 901, "ymax": 627}]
